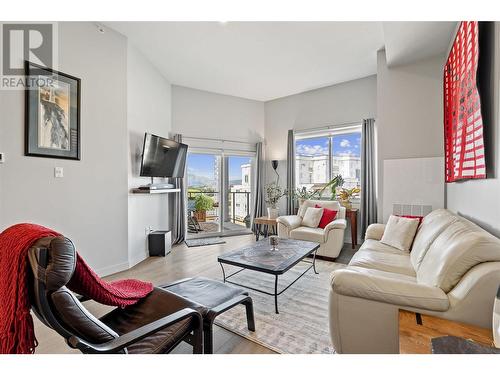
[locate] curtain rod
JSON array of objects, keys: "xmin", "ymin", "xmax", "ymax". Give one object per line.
[
  {"xmin": 182, "ymin": 135, "xmax": 257, "ymax": 145},
  {"xmin": 293, "ymin": 120, "xmax": 362, "ymax": 134}
]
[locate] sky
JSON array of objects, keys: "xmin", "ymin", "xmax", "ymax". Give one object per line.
[
  {"xmin": 295, "ymin": 132, "xmax": 361, "ymax": 157},
  {"xmin": 187, "ymin": 154, "xmax": 252, "ymax": 187}
]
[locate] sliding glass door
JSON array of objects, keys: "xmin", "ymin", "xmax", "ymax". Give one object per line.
[
  {"xmin": 186, "ymin": 152, "xmax": 222, "ymax": 236},
  {"xmin": 186, "ymin": 151, "xmax": 254, "ymax": 238},
  {"xmin": 223, "ymin": 155, "xmax": 253, "ymax": 234}
]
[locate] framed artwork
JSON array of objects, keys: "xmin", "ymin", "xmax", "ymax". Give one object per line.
[
  {"xmin": 25, "ymin": 61, "xmax": 81, "ymax": 160},
  {"xmin": 444, "ymin": 21, "xmax": 485, "ymax": 182}
]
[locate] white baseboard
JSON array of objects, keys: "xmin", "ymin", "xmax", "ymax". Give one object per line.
[
  {"xmin": 95, "ymin": 252, "xmax": 148, "ymax": 277},
  {"xmin": 96, "ymin": 261, "xmax": 130, "ymax": 277},
  {"xmin": 128, "ymin": 252, "xmax": 148, "ymax": 269}
]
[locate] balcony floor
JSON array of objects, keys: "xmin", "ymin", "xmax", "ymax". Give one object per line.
[{"xmin": 188, "ymin": 220, "xmax": 251, "ymax": 237}]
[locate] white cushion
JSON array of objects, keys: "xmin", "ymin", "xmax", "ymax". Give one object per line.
[
  {"xmin": 290, "ymin": 226, "xmax": 325, "ymax": 243},
  {"xmin": 301, "ymin": 207, "xmax": 323, "ymax": 228},
  {"xmin": 297, "ymin": 204, "xmax": 308, "ymax": 218},
  {"xmin": 380, "ymin": 215, "xmax": 420, "ymax": 252},
  {"xmin": 417, "ymin": 219, "xmax": 500, "ymax": 292},
  {"xmin": 330, "ymin": 266, "xmax": 449, "ymax": 311},
  {"xmin": 349, "ymin": 249, "xmax": 416, "ymax": 277},
  {"xmin": 359, "ymin": 239, "xmax": 406, "ymax": 255},
  {"xmin": 410, "ymin": 209, "xmax": 458, "ymax": 270},
  {"xmin": 299, "ymin": 200, "xmax": 346, "ymax": 220}
]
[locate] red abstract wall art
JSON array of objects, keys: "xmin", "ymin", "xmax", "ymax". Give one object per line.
[{"xmin": 444, "ymin": 21, "xmax": 486, "ymax": 182}]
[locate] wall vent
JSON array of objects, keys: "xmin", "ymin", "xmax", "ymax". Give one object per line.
[{"xmin": 393, "ymin": 204, "xmax": 432, "ymax": 217}]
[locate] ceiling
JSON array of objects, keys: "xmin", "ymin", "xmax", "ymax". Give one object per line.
[
  {"xmin": 383, "ymin": 22, "xmax": 457, "ymax": 67},
  {"xmin": 107, "ymin": 21, "xmax": 456, "ymax": 102}
]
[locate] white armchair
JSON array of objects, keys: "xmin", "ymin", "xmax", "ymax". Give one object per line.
[{"xmin": 277, "ymin": 200, "xmax": 346, "ymax": 259}]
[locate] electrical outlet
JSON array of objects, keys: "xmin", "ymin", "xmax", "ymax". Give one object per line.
[{"xmin": 54, "ymin": 167, "xmax": 64, "ymax": 178}]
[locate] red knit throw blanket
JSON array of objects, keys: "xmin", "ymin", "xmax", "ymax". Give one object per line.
[{"xmin": 0, "ymin": 223, "xmax": 154, "ymax": 354}]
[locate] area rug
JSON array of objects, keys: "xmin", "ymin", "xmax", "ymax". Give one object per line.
[
  {"xmin": 212, "ymin": 259, "xmax": 345, "ymax": 354},
  {"xmin": 185, "ymin": 237, "xmax": 226, "ymax": 247}
]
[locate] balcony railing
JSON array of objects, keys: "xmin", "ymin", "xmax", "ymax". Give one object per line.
[{"xmin": 187, "ymin": 190, "xmax": 251, "ymax": 225}]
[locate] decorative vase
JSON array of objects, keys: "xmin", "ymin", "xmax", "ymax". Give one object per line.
[
  {"xmin": 269, "ymin": 235, "xmax": 279, "ymax": 251},
  {"xmin": 267, "ymin": 207, "xmax": 279, "ymax": 219},
  {"xmin": 340, "ymin": 200, "xmax": 352, "ymax": 209}
]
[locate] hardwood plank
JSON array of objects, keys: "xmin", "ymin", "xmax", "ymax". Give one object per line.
[{"xmin": 398, "ymin": 309, "xmax": 493, "ymax": 354}]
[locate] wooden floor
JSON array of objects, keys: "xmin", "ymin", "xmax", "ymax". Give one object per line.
[{"xmin": 33, "ymin": 235, "xmax": 357, "ymax": 354}]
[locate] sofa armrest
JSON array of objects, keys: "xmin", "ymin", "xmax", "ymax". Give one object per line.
[
  {"xmin": 330, "ymin": 267, "xmax": 449, "ymax": 311},
  {"xmin": 276, "ymin": 215, "xmax": 302, "ymax": 230},
  {"xmin": 324, "ymin": 218, "xmax": 347, "ymax": 233},
  {"xmin": 365, "ymin": 223, "xmax": 386, "ymax": 241}
]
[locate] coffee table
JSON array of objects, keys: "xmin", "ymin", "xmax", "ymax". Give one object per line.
[{"xmin": 217, "ymin": 238, "xmax": 320, "ymax": 314}]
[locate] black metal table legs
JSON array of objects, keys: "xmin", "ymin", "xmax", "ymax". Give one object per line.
[
  {"xmin": 219, "ymin": 249, "xmax": 319, "ymax": 314},
  {"xmin": 274, "ymin": 275, "xmax": 279, "ymax": 314}
]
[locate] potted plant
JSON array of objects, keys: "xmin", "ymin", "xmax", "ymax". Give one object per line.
[
  {"xmin": 294, "ymin": 186, "xmax": 319, "ymax": 206},
  {"xmin": 319, "ymin": 174, "xmax": 345, "ymax": 200},
  {"xmin": 193, "ymin": 193, "xmax": 214, "ymax": 222},
  {"xmin": 244, "ymin": 214, "xmax": 251, "ymax": 229},
  {"xmin": 337, "ymin": 187, "xmax": 361, "ymax": 209},
  {"xmin": 265, "ymin": 183, "xmax": 286, "ymax": 219}
]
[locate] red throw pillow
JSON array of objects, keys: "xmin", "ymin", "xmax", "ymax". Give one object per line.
[
  {"xmin": 315, "ymin": 204, "xmax": 338, "ymax": 229},
  {"xmin": 397, "ymin": 215, "xmax": 424, "ymax": 225}
]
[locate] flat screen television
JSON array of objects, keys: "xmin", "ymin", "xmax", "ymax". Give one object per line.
[{"xmin": 140, "ymin": 133, "xmax": 188, "ymax": 178}]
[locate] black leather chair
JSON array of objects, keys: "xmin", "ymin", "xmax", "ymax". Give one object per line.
[{"xmin": 27, "ymin": 235, "xmax": 204, "ymax": 354}]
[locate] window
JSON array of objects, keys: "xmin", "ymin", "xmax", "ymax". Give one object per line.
[
  {"xmin": 295, "ymin": 136, "xmax": 330, "ymax": 186},
  {"xmin": 295, "ymin": 126, "xmax": 362, "ymax": 197}
]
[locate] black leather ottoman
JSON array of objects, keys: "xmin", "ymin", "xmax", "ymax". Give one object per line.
[{"xmin": 162, "ymin": 277, "xmax": 255, "ymax": 354}]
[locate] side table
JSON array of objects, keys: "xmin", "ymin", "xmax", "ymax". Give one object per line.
[
  {"xmin": 345, "ymin": 208, "xmax": 358, "ymax": 249},
  {"xmin": 253, "ymin": 216, "xmax": 277, "ymax": 241}
]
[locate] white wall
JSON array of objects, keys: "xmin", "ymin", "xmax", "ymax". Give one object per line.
[
  {"xmin": 127, "ymin": 44, "xmax": 172, "ymax": 267},
  {"xmin": 264, "ymin": 76, "xmax": 377, "ymax": 215},
  {"xmin": 171, "ymin": 85, "xmax": 265, "ymax": 143},
  {"xmin": 446, "ymin": 22, "xmax": 500, "ymax": 237},
  {"xmin": 0, "ymin": 22, "xmax": 129, "ymax": 275},
  {"xmin": 376, "ymin": 50, "xmax": 444, "ymax": 222},
  {"xmin": 383, "ymin": 157, "xmax": 444, "ymax": 222}
]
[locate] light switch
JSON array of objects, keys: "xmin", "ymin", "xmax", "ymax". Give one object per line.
[
  {"xmin": 0, "ymin": 152, "xmax": 4, "ymax": 163},
  {"xmin": 54, "ymin": 167, "xmax": 64, "ymax": 178}
]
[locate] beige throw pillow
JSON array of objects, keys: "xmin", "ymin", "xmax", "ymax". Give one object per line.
[
  {"xmin": 297, "ymin": 203, "xmax": 308, "ymax": 218},
  {"xmin": 301, "ymin": 207, "xmax": 323, "ymax": 228},
  {"xmin": 380, "ymin": 215, "xmax": 420, "ymax": 252}
]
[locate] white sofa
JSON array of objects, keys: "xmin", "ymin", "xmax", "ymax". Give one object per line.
[
  {"xmin": 329, "ymin": 209, "xmax": 500, "ymax": 353},
  {"xmin": 277, "ymin": 200, "xmax": 346, "ymax": 259}
]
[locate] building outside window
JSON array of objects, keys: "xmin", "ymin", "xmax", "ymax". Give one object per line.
[{"xmin": 295, "ymin": 126, "xmax": 362, "ymax": 198}]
